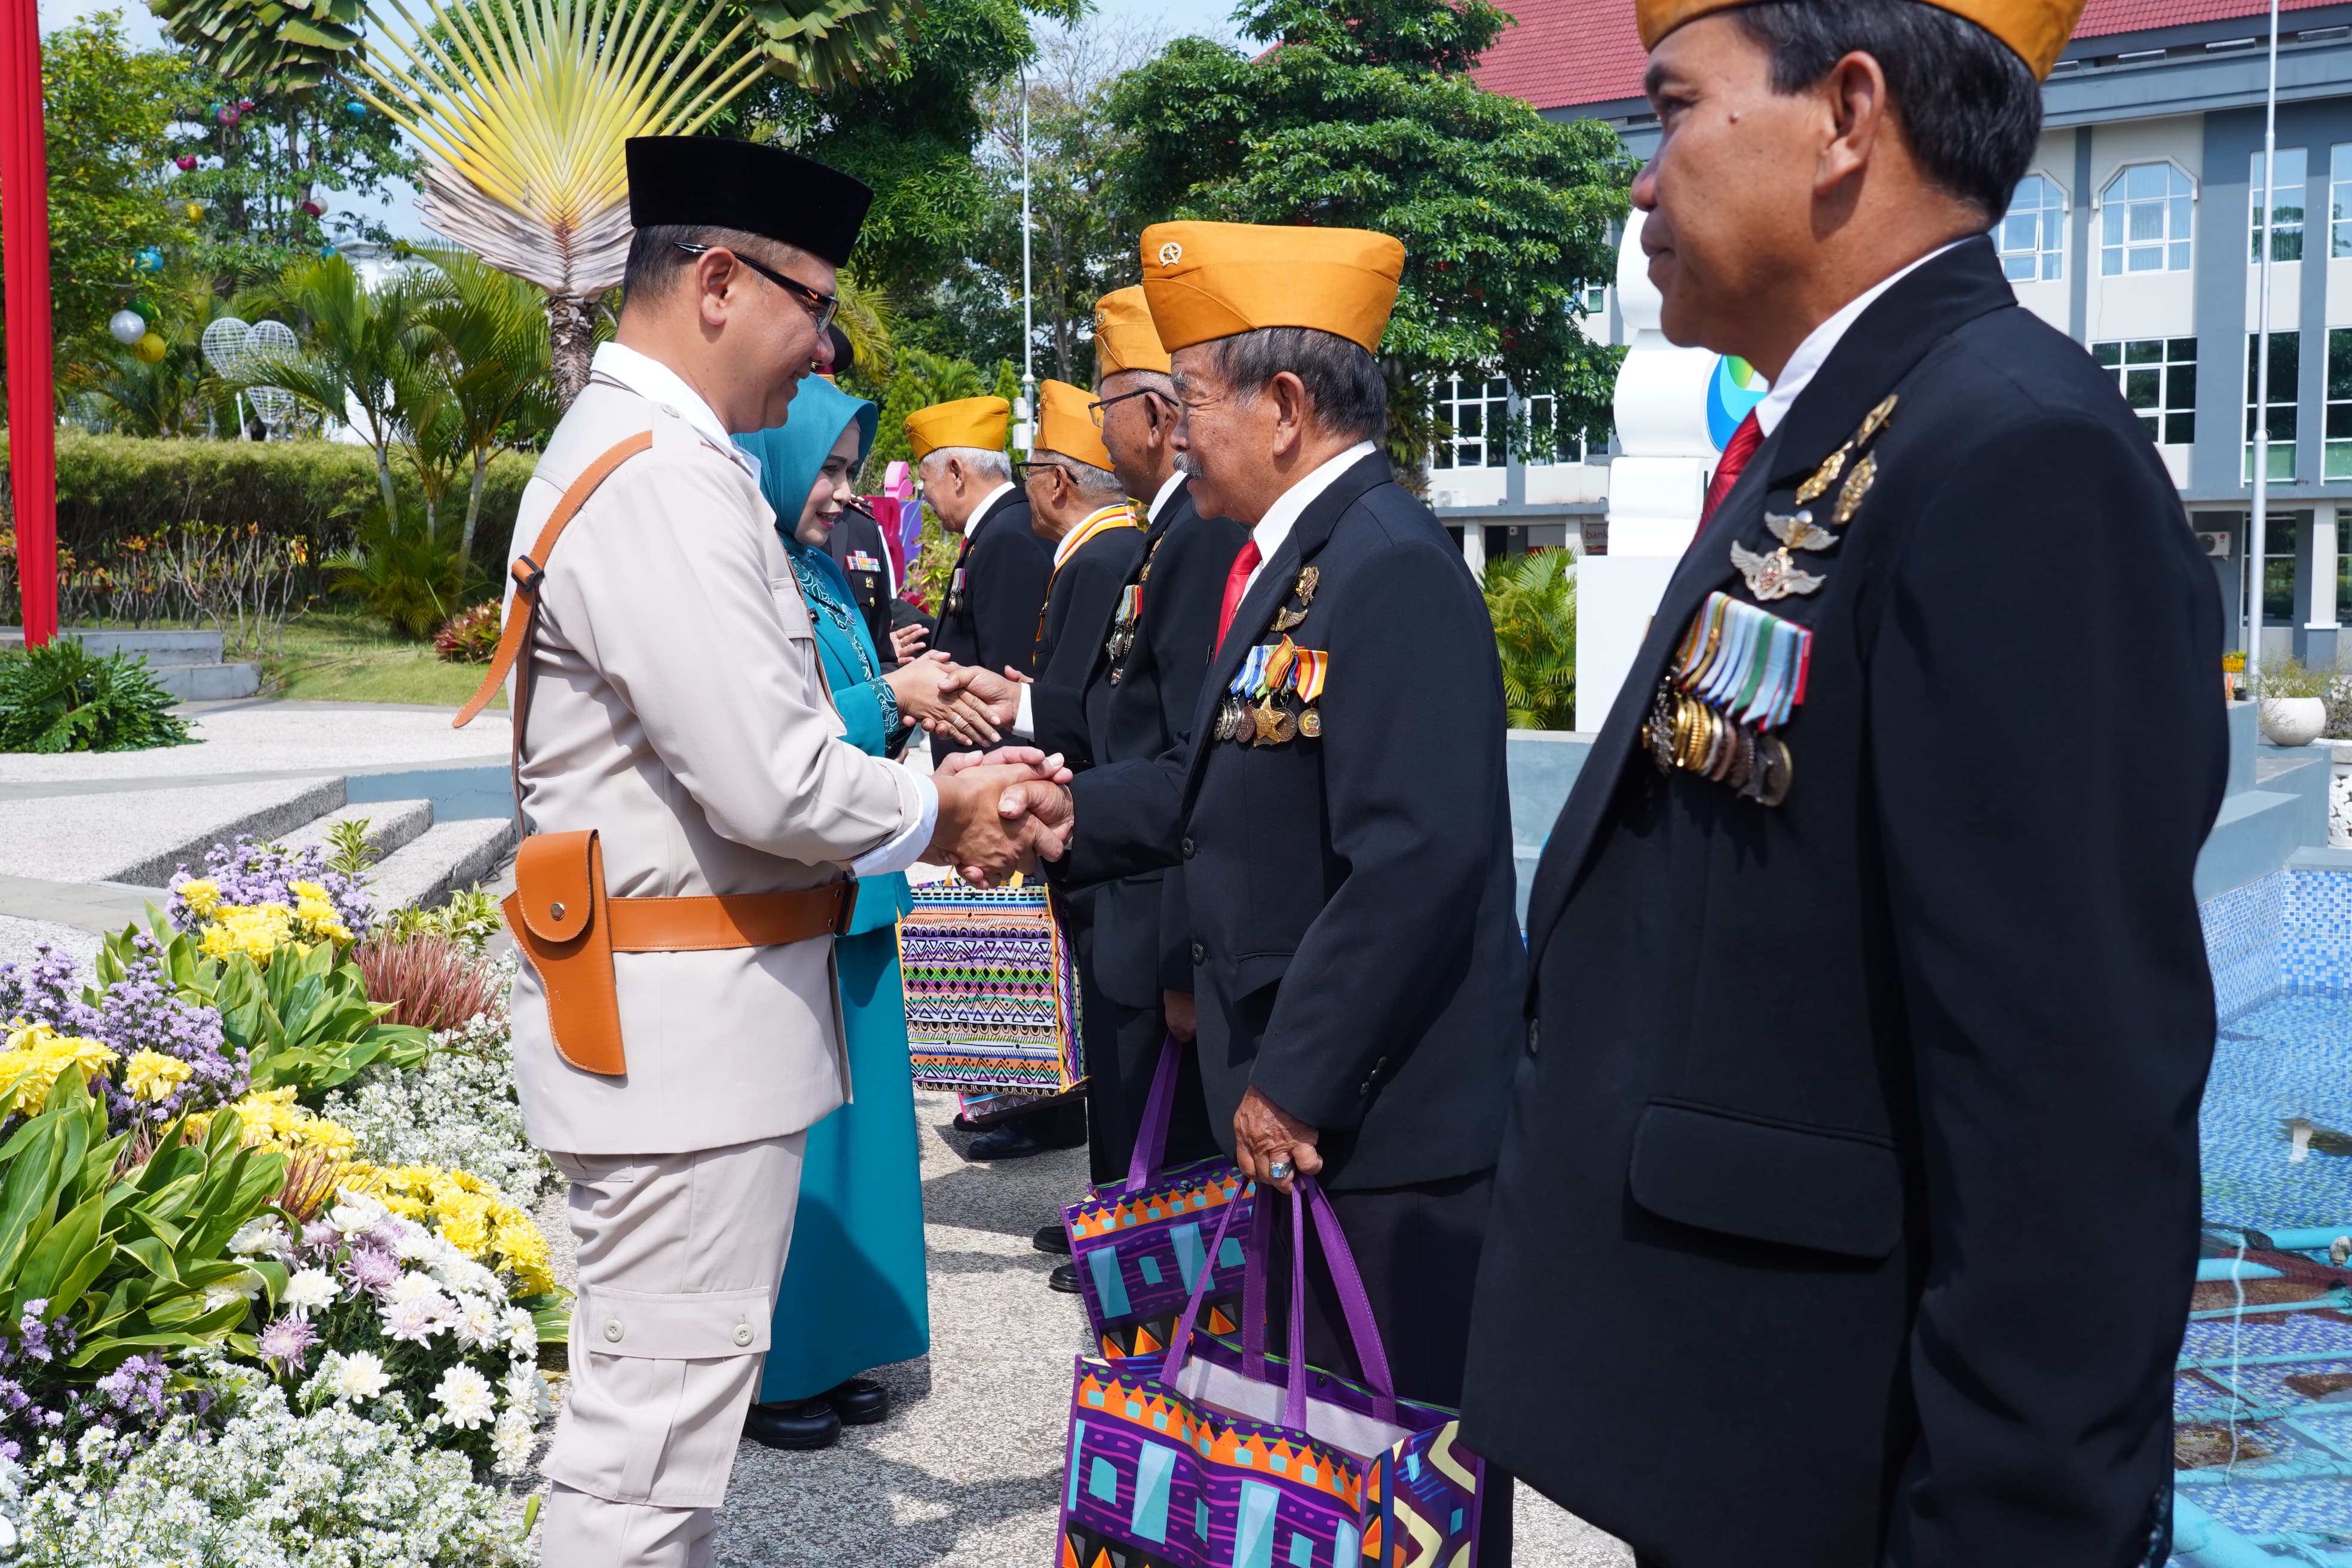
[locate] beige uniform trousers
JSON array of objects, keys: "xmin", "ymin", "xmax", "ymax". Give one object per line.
[{"xmin": 540, "ymin": 1135, "xmax": 805, "ymax": 1568}]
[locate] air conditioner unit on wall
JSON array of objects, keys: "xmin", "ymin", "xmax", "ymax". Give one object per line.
[{"xmin": 2199, "ymin": 531, "xmax": 2234, "ymax": 559}]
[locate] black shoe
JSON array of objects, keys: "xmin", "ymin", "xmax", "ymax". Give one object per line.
[
  {"xmin": 1033, "ymin": 1222, "xmax": 1071, "ymax": 1255},
  {"xmin": 743, "ymin": 1399, "xmax": 841, "ymax": 1450},
  {"xmin": 969, "ymin": 1125, "xmax": 1048, "ymax": 1160},
  {"xmin": 821, "ymin": 1377, "xmax": 889, "ymax": 1425},
  {"xmin": 953, "ymin": 1111, "xmax": 982, "ymax": 1132},
  {"xmin": 1049, "ymin": 1261, "xmax": 1082, "ymax": 1294}
]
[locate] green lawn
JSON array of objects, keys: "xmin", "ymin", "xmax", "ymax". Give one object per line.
[{"xmin": 262, "ymin": 610, "xmax": 506, "ymax": 708}]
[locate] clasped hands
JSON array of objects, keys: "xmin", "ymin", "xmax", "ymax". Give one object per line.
[{"xmin": 923, "ymin": 746, "xmax": 1076, "ymax": 886}]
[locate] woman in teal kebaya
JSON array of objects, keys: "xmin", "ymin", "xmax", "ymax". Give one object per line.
[{"xmin": 732, "ymin": 378, "xmax": 960, "ymax": 1450}]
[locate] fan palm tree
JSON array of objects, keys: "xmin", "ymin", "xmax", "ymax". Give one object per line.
[{"xmin": 1483, "ymin": 548, "xmax": 1577, "ymax": 731}]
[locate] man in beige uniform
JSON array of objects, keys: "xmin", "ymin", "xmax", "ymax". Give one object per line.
[{"xmin": 482, "ymin": 136, "xmax": 1061, "ymax": 1567}]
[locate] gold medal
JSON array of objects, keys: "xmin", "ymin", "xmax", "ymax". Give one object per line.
[
  {"xmin": 1831, "ymin": 453, "xmax": 1876, "ymax": 526},
  {"xmin": 1765, "ymin": 509, "xmax": 1834, "ymax": 552},
  {"xmin": 1794, "ymin": 445, "xmax": 1849, "ymax": 505},
  {"xmin": 1757, "ymin": 734, "xmax": 1793, "ymax": 807},
  {"xmin": 1730, "ymin": 540, "xmax": 1824, "ymax": 601},
  {"xmin": 1299, "ymin": 706, "xmax": 1321, "ymax": 738},
  {"xmin": 1252, "ymin": 698, "xmax": 1284, "ymax": 746},
  {"xmin": 1855, "ymin": 393, "xmax": 1897, "ymax": 447}
]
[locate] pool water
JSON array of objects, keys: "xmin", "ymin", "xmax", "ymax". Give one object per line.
[{"xmin": 2177, "ymin": 991, "xmax": 2352, "ymax": 1563}]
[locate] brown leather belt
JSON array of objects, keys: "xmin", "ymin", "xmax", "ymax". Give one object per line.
[{"xmin": 606, "ymin": 884, "xmax": 858, "ymax": 952}]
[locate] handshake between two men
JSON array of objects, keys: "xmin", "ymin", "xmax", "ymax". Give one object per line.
[{"xmin": 920, "ymin": 746, "xmax": 1076, "ymax": 886}]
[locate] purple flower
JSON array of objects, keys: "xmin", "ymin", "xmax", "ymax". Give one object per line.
[
  {"xmin": 256, "ymin": 1316, "xmax": 318, "ymax": 1374},
  {"xmin": 301, "ymin": 1220, "xmax": 341, "ymax": 1254},
  {"xmin": 339, "ymin": 1245, "xmax": 402, "ymax": 1296},
  {"xmin": 94, "ymin": 1354, "xmax": 166, "ymax": 1417},
  {"xmin": 169, "ymin": 837, "xmax": 371, "ymax": 941},
  {"xmin": 88, "ymin": 944, "xmax": 245, "ymax": 1126}
]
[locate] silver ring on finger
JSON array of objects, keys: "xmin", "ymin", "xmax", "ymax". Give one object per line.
[{"xmin": 1266, "ymin": 1158, "xmax": 1293, "ymax": 1181}]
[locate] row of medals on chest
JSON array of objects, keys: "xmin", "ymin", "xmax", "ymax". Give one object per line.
[
  {"xmin": 1642, "ymin": 393, "xmax": 1895, "ymax": 807},
  {"xmin": 1215, "ymin": 567, "xmax": 1322, "ymax": 746}
]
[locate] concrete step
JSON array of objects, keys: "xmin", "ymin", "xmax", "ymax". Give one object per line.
[
  {"xmin": 1, "ymin": 627, "xmax": 223, "ymax": 666},
  {"xmin": 281, "ymin": 798, "xmax": 437, "ymax": 868},
  {"xmin": 107, "ymin": 776, "xmax": 347, "ymax": 888},
  {"xmin": 151, "ymin": 662, "xmax": 261, "ymax": 701},
  {"xmin": 365, "ymin": 817, "xmax": 517, "ymax": 917}
]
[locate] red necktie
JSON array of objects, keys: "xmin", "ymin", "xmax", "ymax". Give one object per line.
[
  {"xmin": 1701, "ymin": 410, "xmax": 1764, "ymax": 523},
  {"xmin": 1215, "ymin": 540, "xmax": 1262, "ymax": 654}
]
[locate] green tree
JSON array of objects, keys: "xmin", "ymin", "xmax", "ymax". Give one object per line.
[
  {"xmin": 1105, "ymin": 0, "xmax": 1631, "ymax": 471},
  {"xmin": 409, "ymin": 246, "xmax": 560, "ymax": 555},
  {"xmin": 1483, "ymin": 548, "xmax": 1575, "ymax": 730},
  {"xmin": 59, "ymin": 261, "xmax": 243, "ymax": 437},
  {"xmin": 0, "ymin": 14, "xmax": 188, "ymax": 358}
]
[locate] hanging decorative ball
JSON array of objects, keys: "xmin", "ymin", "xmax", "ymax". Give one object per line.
[
  {"xmin": 319, "ymin": 244, "xmax": 339, "ymax": 258},
  {"xmin": 299, "ymin": 198, "xmax": 323, "ymax": 219},
  {"xmin": 135, "ymin": 332, "xmax": 169, "ymax": 364},
  {"xmin": 108, "ymin": 309, "xmax": 146, "ymax": 346},
  {"xmin": 217, "ymin": 106, "xmax": 239, "ymax": 127},
  {"xmin": 174, "ymin": 154, "xmax": 197, "ymax": 172},
  {"xmin": 237, "ymin": 99, "xmax": 253, "ymax": 112},
  {"xmin": 182, "ymin": 201, "xmax": 205, "ymax": 222},
  {"xmin": 345, "ymin": 98, "xmax": 366, "ymax": 118},
  {"xmin": 127, "ymin": 297, "xmax": 156, "ymax": 322},
  {"xmin": 134, "ymin": 247, "xmax": 165, "ymax": 272}
]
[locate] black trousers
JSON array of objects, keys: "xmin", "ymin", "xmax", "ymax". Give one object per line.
[
  {"xmin": 1083, "ymin": 988, "xmax": 1220, "ymax": 1188},
  {"xmin": 1264, "ymin": 1168, "xmax": 1515, "ymax": 1567}
]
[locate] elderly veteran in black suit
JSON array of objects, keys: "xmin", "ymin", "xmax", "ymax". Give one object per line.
[
  {"xmin": 999, "ymin": 220, "xmax": 1526, "ymax": 1554},
  {"xmin": 1023, "ymin": 379, "xmax": 1145, "ymax": 682},
  {"xmin": 911, "ymin": 396, "xmax": 1051, "ymax": 758},
  {"xmin": 1458, "ymin": 2, "xmax": 2228, "ymax": 1564},
  {"xmin": 947, "ymin": 291, "xmax": 1247, "ymax": 1281}
]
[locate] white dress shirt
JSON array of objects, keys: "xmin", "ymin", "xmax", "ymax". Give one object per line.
[
  {"xmin": 1240, "ymin": 440, "xmax": 1379, "ymax": 596},
  {"xmin": 1147, "ymin": 470, "xmax": 1186, "ymax": 525},
  {"xmin": 960, "ymin": 480, "xmax": 1018, "ymax": 538},
  {"xmin": 589, "ymin": 337, "xmax": 937, "ymax": 875},
  {"xmin": 1751, "ymin": 241, "xmax": 1967, "ymax": 437}
]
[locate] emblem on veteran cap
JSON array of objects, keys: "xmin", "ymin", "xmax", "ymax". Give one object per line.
[
  {"xmin": 1159, "ymin": 241, "xmax": 1183, "ymax": 265},
  {"xmin": 1139, "ymin": 222, "xmax": 1404, "ymax": 354}
]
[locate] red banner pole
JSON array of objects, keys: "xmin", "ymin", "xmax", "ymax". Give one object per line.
[{"xmin": 1, "ymin": 0, "xmax": 57, "ymax": 646}]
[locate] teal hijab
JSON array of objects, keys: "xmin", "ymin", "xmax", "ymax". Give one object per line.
[{"xmin": 736, "ymin": 376, "xmax": 879, "ymax": 541}]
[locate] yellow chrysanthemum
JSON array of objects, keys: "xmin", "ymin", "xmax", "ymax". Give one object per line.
[
  {"xmin": 198, "ymin": 904, "xmax": 296, "ymax": 964},
  {"xmin": 0, "ymin": 1022, "xmax": 118, "ymax": 1116},
  {"xmin": 219, "ymin": 1087, "xmax": 356, "ymax": 1156},
  {"xmin": 289, "ymin": 884, "xmax": 354, "ymax": 944},
  {"xmin": 122, "ymin": 1049, "xmax": 194, "ymax": 1104},
  {"xmin": 177, "ymin": 878, "xmax": 222, "ymax": 917}
]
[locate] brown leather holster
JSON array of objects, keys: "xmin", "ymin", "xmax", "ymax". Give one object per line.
[{"xmin": 460, "ymin": 431, "xmax": 860, "ymax": 1078}]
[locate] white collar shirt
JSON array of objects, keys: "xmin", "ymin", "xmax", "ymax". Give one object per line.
[
  {"xmin": 1751, "ymin": 239, "xmax": 1968, "ymax": 437},
  {"xmin": 1147, "ymin": 470, "xmax": 1187, "ymax": 526},
  {"xmin": 1242, "ymin": 439, "xmax": 1380, "ymax": 596},
  {"xmin": 591, "ymin": 339, "xmax": 760, "ymax": 481},
  {"xmin": 963, "ymin": 480, "xmax": 1018, "ymax": 538}
]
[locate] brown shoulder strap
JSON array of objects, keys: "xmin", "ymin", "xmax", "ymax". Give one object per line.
[{"xmin": 454, "ymin": 430, "xmax": 657, "ymax": 729}]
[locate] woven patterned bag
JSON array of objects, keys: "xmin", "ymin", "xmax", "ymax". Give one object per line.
[
  {"xmin": 899, "ymin": 880, "xmax": 1083, "ymax": 1096},
  {"xmin": 1063, "ymin": 1036, "xmax": 1254, "ymax": 1361},
  {"xmin": 1059, "ymin": 1179, "xmax": 1491, "ymax": 1568}
]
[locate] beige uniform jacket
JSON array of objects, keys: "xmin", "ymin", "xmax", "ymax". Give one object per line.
[{"xmin": 501, "ymin": 379, "xmax": 921, "ymax": 1155}]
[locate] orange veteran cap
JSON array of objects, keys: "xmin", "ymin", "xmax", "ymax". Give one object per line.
[
  {"xmin": 1035, "ymin": 380, "xmax": 1115, "ymax": 472},
  {"xmin": 1637, "ymin": 0, "xmax": 2085, "ymax": 79},
  {"xmin": 1139, "ymin": 221, "xmax": 1404, "ymax": 355},
  {"xmin": 1093, "ymin": 287, "xmax": 1172, "ymax": 377},
  {"xmin": 905, "ymin": 396, "xmax": 1009, "ymax": 460}
]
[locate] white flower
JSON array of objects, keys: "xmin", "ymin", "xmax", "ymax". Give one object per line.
[
  {"xmin": 500, "ymin": 1365, "xmax": 551, "ymax": 1418},
  {"xmin": 326, "ymin": 1189, "xmax": 388, "ymax": 1235},
  {"xmin": 452, "ymin": 1294, "xmax": 503, "ymax": 1351},
  {"xmin": 228, "ymin": 1215, "xmax": 289, "ymax": 1257},
  {"xmin": 384, "ymin": 1272, "xmax": 449, "ymax": 1309},
  {"xmin": 282, "ymin": 1267, "xmax": 339, "ymax": 1316},
  {"xmin": 431, "ymin": 1364, "xmax": 497, "ymax": 1429},
  {"xmin": 388, "ymin": 1217, "xmax": 439, "ymax": 1263},
  {"xmin": 490, "ymin": 1407, "xmax": 538, "ymax": 1475},
  {"xmin": 200, "ymin": 1270, "xmax": 264, "ymax": 1313},
  {"xmin": 327, "ymin": 1349, "xmax": 390, "ymax": 1402},
  {"xmin": 381, "ymin": 1295, "xmax": 452, "ymax": 1344},
  {"xmin": 501, "ymin": 1306, "xmax": 538, "ymax": 1355},
  {"xmin": 433, "ymin": 1252, "xmax": 503, "ymax": 1301}
]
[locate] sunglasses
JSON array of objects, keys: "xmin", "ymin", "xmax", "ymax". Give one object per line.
[
  {"xmin": 1088, "ymin": 385, "xmax": 1169, "ymax": 428},
  {"xmin": 672, "ymin": 241, "xmax": 839, "ymax": 333}
]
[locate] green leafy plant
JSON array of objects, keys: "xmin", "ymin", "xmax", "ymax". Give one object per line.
[
  {"xmin": 323, "ymin": 818, "xmax": 375, "ymax": 878},
  {"xmin": 99, "ymin": 912, "xmax": 431, "ymax": 1101},
  {"xmin": 1483, "ymin": 549, "xmax": 1576, "ymax": 731},
  {"xmin": 432, "ymin": 604, "xmax": 501, "ymax": 664},
  {"xmin": 2255, "ymin": 650, "xmax": 2342, "ymax": 699},
  {"xmin": 378, "ymin": 886, "xmax": 504, "ymax": 953},
  {"xmin": 324, "ymin": 508, "xmax": 482, "ymax": 641},
  {"xmin": 0, "ymin": 641, "xmax": 193, "ymax": 754},
  {"xmin": 0, "ymin": 1071, "xmax": 287, "ymax": 1381}
]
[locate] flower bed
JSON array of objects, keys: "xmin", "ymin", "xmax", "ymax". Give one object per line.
[{"xmin": 0, "ymin": 832, "xmax": 551, "ymax": 1561}]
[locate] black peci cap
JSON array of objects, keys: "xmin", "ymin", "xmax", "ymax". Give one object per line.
[{"xmin": 624, "ymin": 136, "xmax": 874, "ymax": 267}]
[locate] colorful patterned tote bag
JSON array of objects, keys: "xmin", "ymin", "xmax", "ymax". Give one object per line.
[
  {"xmin": 900, "ymin": 880, "xmax": 1083, "ymax": 1096},
  {"xmin": 1058, "ymin": 1177, "xmax": 1492, "ymax": 1568},
  {"xmin": 1062, "ymin": 1037, "xmax": 1255, "ymax": 1361}
]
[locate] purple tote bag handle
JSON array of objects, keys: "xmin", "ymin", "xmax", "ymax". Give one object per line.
[
  {"xmin": 1157, "ymin": 1178, "xmax": 1252, "ymax": 1385},
  {"xmin": 1121, "ymin": 1034, "xmax": 1184, "ymax": 1195}
]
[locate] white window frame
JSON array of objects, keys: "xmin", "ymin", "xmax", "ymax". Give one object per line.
[
  {"xmin": 2096, "ymin": 160, "xmax": 2197, "ymax": 276},
  {"xmin": 1999, "ymin": 172, "xmax": 2068, "ymax": 283}
]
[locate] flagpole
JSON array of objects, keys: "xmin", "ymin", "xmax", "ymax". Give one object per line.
[{"xmin": 2249, "ymin": 0, "xmax": 2281, "ymax": 691}]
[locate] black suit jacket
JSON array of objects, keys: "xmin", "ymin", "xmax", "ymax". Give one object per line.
[
  {"xmin": 823, "ymin": 507, "xmax": 898, "ymax": 659},
  {"xmin": 1031, "ymin": 516, "xmax": 1145, "ymax": 682},
  {"xmin": 933, "ymin": 485, "xmax": 1051, "ymax": 756},
  {"xmin": 1460, "ymin": 240, "xmax": 2227, "ymax": 1567},
  {"xmin": 1056, "ymin": 454, "xmax": 1525, "ymax": 1190},
  {"xmin": 1031, "ymin": 483, "xmax": 1249, "ymax": 1005}
]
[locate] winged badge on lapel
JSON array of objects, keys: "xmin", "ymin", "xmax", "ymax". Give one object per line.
[{"xmin": 1640, "ymin": 393, "xmax": 1895, "ymax": 807}]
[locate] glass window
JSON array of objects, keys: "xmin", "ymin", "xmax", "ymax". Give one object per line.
[
  {"xmin": 2244, "ymin": 330, "xmax": 2300, "ymax": 483},
  {"xmin": 1520, "ymin": 390, "xmax": 1591, "ymax": 464},
  {"xmin": 2326, "ymin": 330, "xmax": 2352, "ymax": 479},
  {"xmin": 2100, "ymin": 162, "xmax": 2195, "ymax": 275},
  {"xmin": 2092, "ymin": 338, "xmax": 2197, "ymax": 445},
  {"xmin": 2332, "ymin": 145, "xmax": 2352, "ymax": 256},
  {"xmin": 2251, "ymin": 147, "xmax": 2308, "ymax": 262},
  {"xmin": 2264, "ymin": 514, "xmax": 2299, "ymax": 624},
  {"xmin": 1579, "ymin": 283, "xmax": 1608, "ymax": 316},
  {"xmin": 1432, "ymin": 374, "xmax": 1510, "ymax": 470},
  {"xmin": 1999, "ymin": 174, "xmax": 2067, "ymax": 282}
]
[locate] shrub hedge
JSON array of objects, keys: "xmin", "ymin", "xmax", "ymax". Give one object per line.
[{"xmin": 0, "ymin": 431, "xmax": 535, "ymax": 572}]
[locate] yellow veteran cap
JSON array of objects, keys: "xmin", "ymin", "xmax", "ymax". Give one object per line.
[
  {"xmin": 905, "ymin": 396, "xmax": 1010, "ymax": 460},
  {"xmin": 1035, "ymin": 380, "xmax": 1115, "ymax": 472},
  {"xmin": 1637, "ymin": 0, "xmax": 2086, "ymax": 79},
  {"xmin": 1139, "ymin": 221, "xmax": 1405, "ymax": 355},
  {"xmin": 1093, "ymin": 287, "xmax": 1172, "ymax": 376}
]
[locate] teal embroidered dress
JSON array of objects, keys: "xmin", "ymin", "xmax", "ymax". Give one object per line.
[{"xmin": 737, "ymin": 381, "xmax": 928, "ymax": 1401}]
